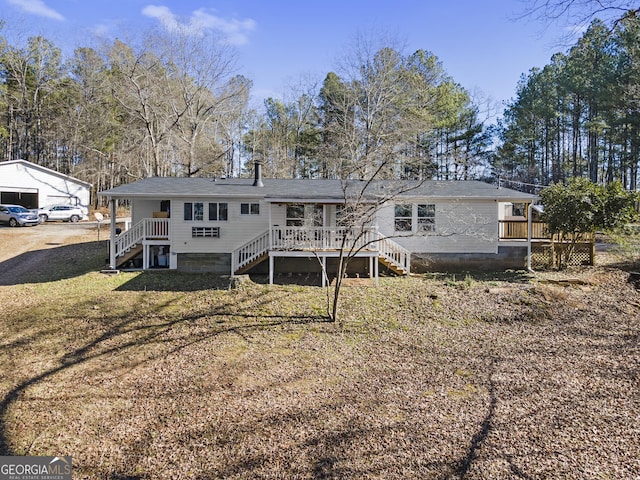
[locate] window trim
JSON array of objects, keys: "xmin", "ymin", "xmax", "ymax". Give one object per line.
[
  {"xmin": 184, "ymin": 202, "xmax": 204, "ymax": 221},
  {"xmin": 417, "ymin": 203, "xmax": 436, "ymax": 232},
  {"xmin": 394, "ymin": 203, "xmax": 437, "ymax": 233},
  {"xmin": 208, "ymin": 202, "xmax": 228, "ymax": 221},
  {"xmin": 240, "ymin": 202, "xmax": 260, "ymax": 215},
  {"xmin": 394, "ymin": 204, "xmax": 413, "ymax": 232},
  {"xmin": 286, "ymin": 203, "xmax": 305, "ymax": 227}
]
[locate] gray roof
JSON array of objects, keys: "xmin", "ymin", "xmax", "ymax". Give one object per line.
[{"xmin": 99, "ymin": 177, "xmax": 537, "ymax": 202}]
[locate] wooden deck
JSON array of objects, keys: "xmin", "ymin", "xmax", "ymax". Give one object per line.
[
  {"xmin": 233, "ymin": 227, "xmax": 411, "ymax": 277},
  {"xmin": 499, "ymin": 220, "xmax": 548, "ymax": 240},
  {"xmin": 500, "ymin": 220, "xmax": 596, "ymax": 267},
  {"xmin": 499, "ymin": 220, "xmax": 595, "ymax": 243}
]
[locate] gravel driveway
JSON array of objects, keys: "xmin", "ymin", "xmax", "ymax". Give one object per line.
[{"xmin": 0, "ymin": 222, "xmax": 103, "ymax": 284}]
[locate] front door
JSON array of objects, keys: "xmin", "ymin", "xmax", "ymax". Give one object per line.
[{"xmin": 160, "ymin": 200, "xmax": 171, "ymax": 217}]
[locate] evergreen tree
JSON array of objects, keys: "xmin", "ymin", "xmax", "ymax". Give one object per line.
[{"xmin": 495, "ymin": 17, "xmax": 640, "ymax": 191}]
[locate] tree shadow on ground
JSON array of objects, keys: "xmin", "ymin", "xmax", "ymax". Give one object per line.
[
  {"xmin": 0, "ymin": 292, "xmax": 331, "ymax": 459},
  {"xmin": 0, "ymin": 240, "xmax": 106, "ymax": 286},
  {"xmin": 114, "ymin": 271, "xmax": 235, "ymax": 292}
]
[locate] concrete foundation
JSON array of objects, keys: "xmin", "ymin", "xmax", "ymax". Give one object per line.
[
  {"xmin": 410, "ymin": 246, "xmax": 528, "ymax": 272},
  {"xmin": 177, "ymin": 253, "xmax": 231, "ymax": 273}
]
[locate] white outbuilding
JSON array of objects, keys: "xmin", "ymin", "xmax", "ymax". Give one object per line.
[{"xmin": 0, "ymin": 159, "xmax": 91, "ymax": 217}]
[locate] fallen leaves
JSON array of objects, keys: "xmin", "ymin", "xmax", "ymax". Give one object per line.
[{"xmin": 0, "ymin": 252, "xmax": 638, "ymax": 478}]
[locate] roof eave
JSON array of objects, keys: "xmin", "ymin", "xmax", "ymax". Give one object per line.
[{"xmin": 1, "ymin": 159, "xmax": 93, "ymax": 188}]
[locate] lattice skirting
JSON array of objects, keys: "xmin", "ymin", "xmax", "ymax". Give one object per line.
[{"xmin": 531, "ymin": 242, "xmax": 594, "ymax": 269}]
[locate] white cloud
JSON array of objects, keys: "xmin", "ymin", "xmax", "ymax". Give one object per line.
[
  {"xmin": 7, "ymin": 0, "xmax": 64, "ymax": 21},
  {"xmin": 142, "ymin": 5, "xmax": 256, "ymax": 45}
]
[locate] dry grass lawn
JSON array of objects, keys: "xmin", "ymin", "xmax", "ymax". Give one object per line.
[{"xmin": 0, "ymin": 232, "xmax": 638, "ymax": 479}]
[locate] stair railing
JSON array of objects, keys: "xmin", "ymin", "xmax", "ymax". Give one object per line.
[
  {"xmin": 232, "ymin": 230, "xmax": 270, "ymax": 274},
  {"xmin": 114, "ymin": 218, "xmax": 170, "ymax": 258},
  {"xmin": 376, "ymin": 233, "xmax": 410, "ymax": 274}
]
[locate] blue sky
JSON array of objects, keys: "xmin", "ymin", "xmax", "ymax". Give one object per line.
[{"xmin": 2, "ymin": 0, "xmax": 573, "ymax": 112}]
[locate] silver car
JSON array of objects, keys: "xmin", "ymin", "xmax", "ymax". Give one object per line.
[
  {"xmin": 0, "ymin": 204, "xmax": 40, "ymax": 227},
  {"xmin": 37, "ymin": 205, "xmax": 84, "ymax": 223}
]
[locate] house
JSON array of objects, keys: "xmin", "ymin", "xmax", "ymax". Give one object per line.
[
  {"xmin": 98, "ymin": 166, "xmax": 539, "ymax": 283},
  {"xmin": 0, "ymin": 160, "xmax": 91, "ymax": 217}
]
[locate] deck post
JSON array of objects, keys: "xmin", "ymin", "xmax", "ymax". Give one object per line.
[
  {"xmin": 322, "ymin": 256, "xmax": 327, "ymax": 288},
  {"xmin": 374, "ymin": 254, "xmax": 379, "ymax": 286},
  {"xmin": 268, "ymin": 204, "xmax": 273, "ymax": 249},
  {"xmin": 143, "ymin": 244, "xmax": 149, "ymax": 269},
  {"xmin": 269, "ymin": 254, "xmax": 274, "ymax": 285},
  {"xmin": 109, "ymin": 198, "xmax": 117, "ymax": 269},
  {"xmin": 527, "ymin": 203, "xmax": 533, "ymax": 272}
]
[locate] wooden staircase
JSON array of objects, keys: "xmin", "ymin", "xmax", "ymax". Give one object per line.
[
  {"xmin": 379, "ymin": 255, "xmax": 409, "ymax": 275},
  {"xmin": 232, "ymin": 231, "xmax": 270, "ymax": 275},
  {"xmin": 376, "ymin": 234, "xmax": 410, "ymax": 275},
  {"xmin": 112, "ymin": 218, "xmax": 170, "ymax": 269},
  {"xmin": 234, "ymin": 252, "xmax": 268, "ymax": 275},
  {"xmin": 232, "ymin": 229, "xmax": 410, "ymax": 277},
  {"xmin": 116, "ymin": 243, "xmax": 142, "ymax": 268}
]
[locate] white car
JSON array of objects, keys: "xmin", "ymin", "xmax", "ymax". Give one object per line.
[
  {"xmin": 37, "ymin": 205, "xmax": 84, "ymax": 223},
  {"xmin": 0, "ymin": 204, "xmax": 40, "ymax": 227}
]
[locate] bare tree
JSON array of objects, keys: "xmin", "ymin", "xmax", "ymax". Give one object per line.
[
  {"xmin": 107, "ymin": 38, "xmax": 173, "ymax": 177},
  {"xmin": 151, "ymin": 26, "xmax": 248, "ymax": 177},
  {"xmin": 520, "ymin": 0, "xmax": 640, "ymax": 30},
  {"xmin": 106, "ymin": 26, "xmax": 245, "ymax": 179},
  {"xmin": 308, "ymin": 33, "xmax": 477, "ymax": 323}
]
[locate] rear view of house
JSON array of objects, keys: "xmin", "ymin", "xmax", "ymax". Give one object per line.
[{"xmin": 99, "ymin": 169, "xmax": 538, "ymax": 282}]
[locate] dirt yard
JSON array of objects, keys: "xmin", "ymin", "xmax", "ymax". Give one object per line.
[{"xmin": 0, "ymin": 225, "xmax": 638, "ymax": 479}]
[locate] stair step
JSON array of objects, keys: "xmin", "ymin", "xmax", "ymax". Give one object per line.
[
  {"xmin": 234, "ymin": 252, "xmax": 269, "ymax": 275},
  {"xmin": 378, "ymin": 256, "xmax": 408, "ymax": 276}
]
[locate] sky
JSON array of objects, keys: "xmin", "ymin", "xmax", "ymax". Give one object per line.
[{"xmin": 1, "ymin": 0, "xmax": 577, "ymax": 116}]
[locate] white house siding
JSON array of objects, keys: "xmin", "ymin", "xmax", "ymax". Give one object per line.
[
  {"xmin": 0, "ymin": 160, "xmax": 90, "ymax": 215},
  {"xmin": 171, "ymin": 198, "xmax": 269, "ymax": 255},
  {"xmin": 377, "ymin": 199, "xmax": 499, "ymax": 254},
  {"xmin": 131, "ymin": 199, "xmax": 162, "ymax": 225}
]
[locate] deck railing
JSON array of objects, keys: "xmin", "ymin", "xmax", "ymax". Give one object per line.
[
  {"xmin": 499, "ymin": 220, "xmax": 548, "ymax": 240},
  {"xmin": 115, "ymin": 218, "xmax": 169, "ymax": 258},
  {"xmin": 232, "ymin": 226, "xmax": 410, "ymax": 275},
  {"xmin": 270, "ymin": 226, "xmax": 378, "ymax": 251},
  {"xmin": 146, "ymin": 218, "xmax": 170, "ymax": 239},
  {"xmin": 376, "ymin": 233, "xmax": 411, "ymax": 273},
  {"xmin": 499, "ymin": 220, "xmax": 597, "ymax": 245}
]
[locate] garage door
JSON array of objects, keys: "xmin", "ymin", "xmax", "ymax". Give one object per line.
[{"xmin": 1, "ymin": 190, "xmax": 39, "ymax": 209}]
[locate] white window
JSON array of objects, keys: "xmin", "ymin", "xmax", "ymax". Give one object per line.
[
  {"xmin": 286, "ymin": 204, "xmax": 322, "ymax": 227},
  {"xmin": 209, "ymin": 203, "xmax": 228, "ymax": 221},
  {"xmin": 184, "ymin": 202, "xmax": 204, "ymax": 221},
  {"xmin": 394, "ymin": 204, "xmax": 412, "ymax": 232},
  {"xmin": 286, "ymin": 204, "xmax": 305, "ymax": 226},
  {"xmin": 418, "ymin": 204, "xmax": 436, "ymax": 232},
  {"xmin": 336, "ymin": 205, "xmax": 355, "ymax": 227},
  {"xmin": 241, "ymin": 203, "xmax": 260, "ymax": 215}
]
